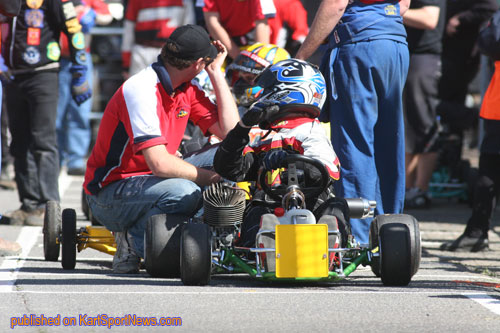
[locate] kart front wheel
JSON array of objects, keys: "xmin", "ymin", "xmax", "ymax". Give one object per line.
[
  {"xmin": 145, "ymin": 214, "xmax": 185, "ymax": 278},
  {"xmin": 61, "ymin": 208, "xmax": 77, "ymax": 270},
  {"xmin": 376, "ymin": 214, "xmax": 421, "ymax": 286},
  {"xmin": 43, "ymin": 201, "xmax": 61, "ymax": 261},
  {"xmin": 180, "ymin": 223, "xmax": 212, "ymax": 286}
]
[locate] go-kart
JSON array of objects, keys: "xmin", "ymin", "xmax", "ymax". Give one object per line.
[{"xmin": 144, "ymin": 154, "xmax": 422, "ymax": 286}]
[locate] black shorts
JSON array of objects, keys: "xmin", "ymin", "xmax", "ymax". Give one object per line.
[{"xmin": 404, "ymin": 53, "xmax": 441, "ymax": 154}]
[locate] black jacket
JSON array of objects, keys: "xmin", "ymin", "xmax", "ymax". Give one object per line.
[
  {"xmin": 2, "ymin": 0, "xmax": 86, "ymax": 73},
  {"xmin": 0, "ymin": 0, "xmax": 21, "ymax": 17}
]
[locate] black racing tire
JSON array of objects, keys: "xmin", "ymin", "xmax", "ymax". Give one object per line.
[
  {"xmin": 318, "ymin": 215, "xmax": 339, "ymax": 251},
  {"xmin": 370, "ymin": 214, "xmax": 421, "ymax": 280},
  {"xmin": 180, "ymin": 223, "xmax": 212, "ymax": 286},
  {"xmin": 145, "ymin": 214, "xmax": 185, "ymax": 278},
  {"xmin": 61, "ymin": 208, "xmax": 77, "ymax": 270},
  {"xmin": 258, "ymin": 214, "xmax": 280, "ymax": 273},
  {"xmin": 43, "ymin": 201, "xmax": 61, "ymax": 261},
  {"xmin": 379, "ymin": 223, "xmax": 411, "ymax": 286}
]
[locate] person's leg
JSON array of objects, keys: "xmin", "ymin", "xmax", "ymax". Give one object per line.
[
  {"xmin": 329, "ymin": 40, "xmax": 408, "ymax": 244},
  {"xmin": 87, "ymin": 175, "xmax": 203, "ymax": 258},
  {"xmin": 440, "ymin": 153, "xmax": 499, "ymax": 251},
  {"xmin": 27, "ymin": 72, "xmax": 61, "ymax": 208},
  {"xmin": 65, "ymin": 54, "xmax": 92, "ymax": 173},
  {"xmin": 56, "ymin": 58, "xmax": 73, "ymax": 169}
]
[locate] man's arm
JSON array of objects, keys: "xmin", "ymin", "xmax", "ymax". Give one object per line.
[
  {"xmin": 0, "ymin": 0, "xmax": 21, "ymax": 17},
  {"xmin": 403, "ymin": 5, "xmax": 440, "ymax": 30},
  {"xmin": 205, "ymin": 40, "xmax": 240, "ymax": 139},
  {"xmin": 143, "ymin": 145, "xmax": 222, "ymax": 186},
  {"xmin": 254, "ymin": 18, "xmax": 271, "ymax": 44},
  {"xmin": 204, "ymin": 11, "xmax": 241, "ymax": 60},
  {"xmin": 295, "ymin": 0, "xmax": 348, "ymax": 61}
]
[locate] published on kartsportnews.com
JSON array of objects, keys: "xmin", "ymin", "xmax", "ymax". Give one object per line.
[{"xmin": 10, "ymin": 314, "xmax": 182, "ymax": 329}]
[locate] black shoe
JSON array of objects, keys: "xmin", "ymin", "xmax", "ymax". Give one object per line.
[
  {"xmin": 440, "ymin": 233, "xmax": 489, "ymax": 252},
  {"xmin": 67, "ymin": 167, "xmax": 86, "ymax": 176}
]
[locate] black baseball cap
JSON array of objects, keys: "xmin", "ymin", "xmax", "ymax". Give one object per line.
[{"xmin": 166, "ymin": 24, "xmax": 217, "ymax": 60}]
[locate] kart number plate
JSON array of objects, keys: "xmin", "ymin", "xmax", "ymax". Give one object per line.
[{"xmin": 275, "ymin": 224, "xmax": 328, "ymax": 278}]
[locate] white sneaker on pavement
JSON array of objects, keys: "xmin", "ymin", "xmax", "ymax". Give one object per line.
[{"xmin": 112, "ymin": 231, "xmax": 141, "ymax": 274}]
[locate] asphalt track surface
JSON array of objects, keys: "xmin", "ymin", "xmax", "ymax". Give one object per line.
[{"xmin": 1, "ymin": 173, "xmax": 499, "ymax": 332}]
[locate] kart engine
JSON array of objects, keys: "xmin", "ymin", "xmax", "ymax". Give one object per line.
[{"xmin": 203, "ymin": 183, "xmax": 246, "ymax": 247}]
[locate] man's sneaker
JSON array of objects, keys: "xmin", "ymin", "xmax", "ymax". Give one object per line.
[
  {"xmin": 0, "ymin": 237, "xmax": 22, "ymax": 256},
  {"xmin": 112, "ymin": 231, "xmax": 141, "ymax": 274},
  {"xmin": 440, "ymin": 233, "xmax": 489, "ymax": 252},
  {"xmin": 4, "ymin": 208, "xmax": 44, "ymax": 226},
  {"xmin": 405, "ymin": 188, "xmax": 431, "ymax": 209}
]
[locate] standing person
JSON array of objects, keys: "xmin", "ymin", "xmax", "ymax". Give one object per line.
[
  {"xmin": 2, "ymin": 0, "xmax": 91, "ymax": 226},
  {"xmin": 57, "ymin": 0, "xmax": 112, "ymax": 176},
  {"xmin": 84, "ymin": 24, "xmax": 239, "ymax": 274},
  {"xmin": 121, "ymin": 0, "xmax": 195, "ymax": 77},
  {"xmin": 436, "ymin": 0, "xmax": 497, "ymax": 178},
  {"xmin": 403, "ymin": 0, "xmax": 446, "ymax": 208},
  {"xmin": 0, "ymin": 0, "xmax": 22, "ymax": 256},
  {"xmin": 295, "ymin": 0, "xmax": 411, "ymax": 244},
  {"xmin": 203, "ymin": 0, "xmax": 276, "ymax": 61},
  {"xmin": 440, "ymin": 9, "xmax": 500, "ymax": 252}
]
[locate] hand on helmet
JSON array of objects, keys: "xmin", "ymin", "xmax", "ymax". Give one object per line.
[
  {"xmin": 263, "ymin": 150, "xmax": 290, "ymax": 170},
  {"xmin": 240, "ymin": 101, "xmax": 280, "ymax": 127}
]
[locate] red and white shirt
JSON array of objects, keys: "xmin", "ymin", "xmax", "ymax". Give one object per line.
[
  {"xmin": 84, "ymin": 65, "xmax": 217, "ymax": 195},
  {"xmin": 121, "ymin": 0, "xmax": 195, "ymax": 68},
  {"xmin": 203, "ymin": 0, "xmax": 275, "ymax": 37}
]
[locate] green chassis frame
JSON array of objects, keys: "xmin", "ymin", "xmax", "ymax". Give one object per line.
[{"xmin": 213, "ymin": 246, "xmax": 376, "ymax": 282}]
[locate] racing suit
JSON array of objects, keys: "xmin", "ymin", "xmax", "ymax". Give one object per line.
[
  {"xmin": 214, "ymin": 118, "xmax": 344, "ymax": 247},
  {"xmin": 2, "ymin": 0, "xmax": 89, "ymax": 211}
]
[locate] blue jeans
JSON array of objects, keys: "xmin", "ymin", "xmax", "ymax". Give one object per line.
[
  {"xmin": 87, "ymin": 175, "xmax": 203, "ymax": 257},
  {"xmin": 56, "ymin": 55, "xmax": 92, "ymax": 170},
  {"xmin": 323, "ymin": 39, "xmax": 409, "ymax": 244}
]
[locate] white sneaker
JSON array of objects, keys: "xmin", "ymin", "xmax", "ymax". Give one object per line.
[{"xmin": 112, "ymin": 231, "xmax": 141, "ymax": 274}]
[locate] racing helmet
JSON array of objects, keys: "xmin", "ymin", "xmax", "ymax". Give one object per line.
[
  {"xmin": 251, "ymin": 58, "xmax": 327, "ymax": 129},
  {"xmin": 227, "ymin": 43, "xmax": 290, "ymax": 106}
]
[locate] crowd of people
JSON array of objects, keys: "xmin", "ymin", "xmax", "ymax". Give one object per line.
[{"xmin": 0, "ymin": 0, "xmax": 499, "ymax": 267}]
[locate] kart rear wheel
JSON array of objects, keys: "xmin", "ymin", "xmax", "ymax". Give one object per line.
[
  {"xmin": 145, "ymin": 214, "xmax": 185, "ymax": 278},
  {"xmin": 370, "ymin": 214, "xmax": 421, "ymax": 281},
  {"xmin": 61, "ymin": 208, "xmax": 77, "ymax": 270},
  {"xmin": 43, "ymin": 201, "xmax": 61, "ymax": 261},
  {"xmin": 180, "ymin": 223, "xmax": 212, "ymax": 286}
]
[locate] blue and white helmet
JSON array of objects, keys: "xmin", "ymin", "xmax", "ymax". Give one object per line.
[{"xmin": 252, "ymin": 58, "xmax": 327, "ymax": 128}]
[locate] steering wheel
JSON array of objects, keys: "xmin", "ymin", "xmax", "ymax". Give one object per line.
[{"xmin": 258, "ymin": 154, "xmax": 330, "ymax": 202}]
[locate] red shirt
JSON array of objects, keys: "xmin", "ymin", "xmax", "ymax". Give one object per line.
[
  {"xmin": 203, "ymin": 0, "xmax": 275, "ymax": 37},
  {"xmin": 269, "ymin": 0, "xmax": 309, "ymax": 45},
  {"xmin": 84, "ymin": 65, "xmax": 218, "ymax": 195}
]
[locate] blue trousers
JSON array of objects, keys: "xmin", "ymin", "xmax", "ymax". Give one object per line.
[
  {"xmin": 324, "ymin": 39, "xmax": 409, "ymax": 244},
  {"xmin": 56, "ymin": 55, "xmax": 92, "ymax": 170},
  {"xmin": 87, "ymin": 176, "xmax": 203, "ymax": 258}
]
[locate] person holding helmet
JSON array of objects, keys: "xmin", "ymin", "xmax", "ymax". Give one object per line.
[{"xmin": 214, "ymin": 58, "xmax": 346, "ymax": 248}]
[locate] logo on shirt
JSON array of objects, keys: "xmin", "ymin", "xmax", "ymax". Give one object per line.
[
  {"xmin": 65, "ymin": 18, "xmax": 82, "ymax": 34},
  {"xmin": 71, "ymin": 32, "xmax": 85, "ymax": 50},
  {"xmin": 25, "ymin": 9, "xmax": 44, "ymax": 28},
  {"xmin": 26, "ymin": 0, "xmax": 43, "ymax": 9},
  {"xmin": 46, "ymin": 42, "xmax": 61, "ymax": 61},
  {"xmin": 22, "ymin": 46, "xmax": 40, "ymax": 65},
  {"xmin": 176, "ymin": 109, "xmax": 188, "ymax": 119},
  {"xmin": 384, "ymin": 5, "xmax": 397, "ymax": 16},
  {"xmin": 27, "ymin": 27, "xmax": 41, "ymax": 45}
]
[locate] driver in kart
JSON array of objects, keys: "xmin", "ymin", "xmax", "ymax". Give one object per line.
[
  {"xmin": 213, "ymin": 59, "xmax": 348, "ymax": 248},
  {"xmin": 83, "ymin": 25, "xmax": 239, "ymax": 274}
]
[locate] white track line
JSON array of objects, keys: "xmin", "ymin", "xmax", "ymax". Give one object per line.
[
  {"xmin": 0, "ymin": 227, "xmax": 41, "ymax": 292},
  {"xmin": 464, "ymin": 293, "xmax": 500, "ymax": 315}
]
